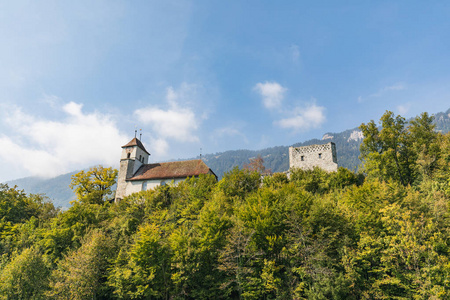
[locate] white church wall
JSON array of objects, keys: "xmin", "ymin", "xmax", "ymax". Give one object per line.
[
  {"xmin": 142, "ymin": 180, "xmax": 161, "ymax": 191},
  {"xmin": 125, "ymin": 180, "xmax": 143, "ymax": 195},
  {"xmin": 125, "ymin": 178, "xmax": 189, "ymax": 195}
]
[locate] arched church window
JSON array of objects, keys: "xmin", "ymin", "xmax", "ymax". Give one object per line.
[{"xmin": 127, "ymin": 153, "xmax": 131, "ymax": 159}]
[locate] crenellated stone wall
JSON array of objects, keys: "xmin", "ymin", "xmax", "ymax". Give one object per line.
[{"xmin": 289, "ymin": 142, "xmax": 338, "ymax": 172}]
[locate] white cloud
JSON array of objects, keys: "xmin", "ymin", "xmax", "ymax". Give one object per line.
[
  {"xmin": 151, "ymin": 138, "xmax": 170, "ymax": 157},
  {"xmin": 369, "ymin": 83, "xmax": 406, "ymax": 98},
  {"xmin": 254, "ymin": 81, "xmax": 287, "ymax": 109},
  {"xmin": 134, "ymin": 83, "xmax": 204, "ymax": 158},
  {"xmin": 358, "ymin": 83, "xmax": 406, "ymax": 103},
  {"xmin": 0, "ymin": 136, "xmax": 64, "ymax": 178},
  {"xmin": 384, "ymin": 84, "xmax": 406, "ymax": 91},
  {"xmin": 40, "ymin": 94, "xmax": 62, "ymax": 108},
  {"xmin": 0, "ymin": 102, "xmax": 127, "ymax": 180},
  {"xmin": 166, "ymin": 87, "xmax": 178, "ymax": 106},
  {"xmin": 290, "ymin": 45, "xmax": 300, "ymax": 63},
  {"xmin": 253, "ymin": 81, "xmax": 326, "ymax": 132},
  {"xmin": 397, "ymin": 103, "xmax": 411, "ymax": 115},
  {"xmin": 135, "ymin": 106, "xmax": 198, "ymax": 142},
  {"xmin": 276, "ymin": 103, "xmax": 326, "ymax": 131},
  {"xmin": 370, "ymin": 84, "xmax": 405, "ymax": 97},
  {"xmin": 164, "ymin": 83, "xmax": 203, "ymax": 112},
  {"xmin": 214, "ymin": 126, "xmax": 248, "ymax": 144},
  {"xmin": 62, "ymin": 101, "xmax": 83, "ymax": 116}
]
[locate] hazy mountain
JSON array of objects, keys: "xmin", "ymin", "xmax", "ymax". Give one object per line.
[
  {"xmin": 201, "ymin": 126, "xmax": 363, "ymax": 179},
  {"xmin": 4, "ymin": 108, "xmax": 450, "ymax": 208},
  {"xmin": 5, "ymin": 171, "xmax": 79, "ymax": 209}
]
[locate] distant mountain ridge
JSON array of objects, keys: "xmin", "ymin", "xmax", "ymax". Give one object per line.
[
  {"xmin": 5, "ymin": 108, "xmax": 450, "ymax": 208},
  {"xmin": 202, "ymin": 108, "xmax": 450, "ymax": 178},
  {"xmin": 5, "ymin": 170, "xmax": 80, "ymax": 208},
  {"xmin": 200, "ymin": 126, "xmax": 363, "ymax": 179}
]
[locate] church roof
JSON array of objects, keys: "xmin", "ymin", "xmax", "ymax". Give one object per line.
[
  {"xmin": 128, "ymin": 159, "xmax": 216, "ymax": 181},
  {"xmin": 122, "ymin": 138, "xmax": 150, "ymax": 155}
]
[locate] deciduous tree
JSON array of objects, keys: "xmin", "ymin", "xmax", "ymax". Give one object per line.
[
  {"xmin": 70, "ymin": 166, "xmax": 118, "ymax": 204},
  {"xmin": 47, "ymin": 230, "xmax": 114, "ymax": 300},
  {"xmin": 360, "ymin": 111, "xmax": 413, "ymax": 185},
  {"xmin": 0, "ymin": 247, "xmax": 50, "ymax": 300},
  {"xmin": 244, "ymin": 155, "xmax": 271, "ymax": 175}
]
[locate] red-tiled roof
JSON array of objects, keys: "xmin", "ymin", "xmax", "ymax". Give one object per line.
[
  {"xmin": 122, "ymin": 138, "xmax": 150, "ymax": 155},
  {"xmin": 128, "ymin": 159, "xmax": 216, "ymax": 181}
]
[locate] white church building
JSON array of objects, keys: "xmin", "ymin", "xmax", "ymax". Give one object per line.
[{"xmin": 115, "ymin": 137, "xmax": 217, "ymax": 201}]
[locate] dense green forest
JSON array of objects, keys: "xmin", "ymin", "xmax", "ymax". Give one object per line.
[{"xmin": 1, "ymin": 111, "xmax": 450, "ymax": 299}]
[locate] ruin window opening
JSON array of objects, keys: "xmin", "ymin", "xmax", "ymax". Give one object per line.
[
  {"xmin": 301, "ymin": 156, "xmax": 304, "ymax": 161},
  {"xmin": 319, "ymin": 153, "xmax": 322, "ymax": 159}
]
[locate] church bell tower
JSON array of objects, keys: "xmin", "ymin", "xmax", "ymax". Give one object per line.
[{"xmin": 115, "ymin": 137, "xmax": 150, "ymax": 201}]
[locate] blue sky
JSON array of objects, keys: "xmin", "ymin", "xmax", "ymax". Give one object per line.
[{"xmin": 0, "ymin": 1, "xmax": 449, "ymax": 182}]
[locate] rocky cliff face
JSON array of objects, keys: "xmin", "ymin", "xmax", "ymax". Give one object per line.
[
  {"xmin": 322, "ymin": 133, "xmax": 334, "ymax": 140},
  {"xmin": 435, "ymin": 108, "xmax": 450, "ymax": 133},
  {"xmin": 347, "ymin": 130, "xmax": 364, "ymax": 142}
]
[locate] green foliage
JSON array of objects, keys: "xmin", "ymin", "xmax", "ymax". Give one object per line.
[
  {"xmin": 343, "ymin": 200, "xmax": 450, "ymax": 299},
  {"xmin": 0, "ymin": 184, "xmax": 58, "ymax": 258},
  {"xmin": 0, "ymin": 184, "xmax": 57, "ymax": 225},
  {"xmin": 1, "ymin": 113, "xmax": 450, "ymax": 299},
  {"xmin": 0, "ymin": 247, "xmax": 50, "ymax": 300},
  {"xmin": 262, "ymin": 172, "xmax": 289, "ymax": 189},
  {"xmin": 108, "ymin": 224, "xmax": 170, "ymax": 299},
  {"xmin": 360, "ymin": 111, "xmax": 441, "ymax": 186},
  {"xmin": 290, "ymin": 167, "xmax": 362, "ymax": 194},
  {"xmin": 47, "ymin": 230, "xmax": 115, "ymax": 299},
  {"xmin": 40, "ymin": 201, "xmax": 111, "ymax": 263},
  {"xmin": 217, "ymin": 167, "xmax": 261, "ymax": 200},
  {"xmin": 70, "ymin": 165, "xmax": 118, "ymax": 204},
  {"xmin": 226, "ymin": 187, "xmax": 293, "ymax": 299}
]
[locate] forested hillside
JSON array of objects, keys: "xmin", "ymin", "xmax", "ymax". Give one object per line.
[{"xmin": 1, "ymin": 111, "xmax": 449, "ymax": 299}]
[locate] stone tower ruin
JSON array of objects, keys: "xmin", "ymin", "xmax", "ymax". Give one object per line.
[{"xmin": 289, "ymin": 142, "xmax": 338, "ymax": 172}]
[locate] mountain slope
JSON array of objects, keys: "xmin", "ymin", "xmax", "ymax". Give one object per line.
[
  {"xmin": 5, "ymin": 171, "xmax": 79, "ymax": 208},
  {"xmin": 201, "ymin": 127, "xmax": 363, "ymax": 179}
]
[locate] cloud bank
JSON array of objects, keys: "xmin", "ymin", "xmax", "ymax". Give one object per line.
[
  {"xmin": 0, "ymin": 102, "xmax": 127, "ymax": 179},
  {"xmin": 276, "ymin": 103, "xmax": 326, "ymax": 131},
  {"xmin": 254, "ymin": 81, "xmax": 287, "ymax": 109},
  {"xmin": 134, "ymin": 84, "xmax": 204, "ymax": 157},
  {"xmin": 254, "ymin": 81, "xmax": 326, "ymax": 131}
]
